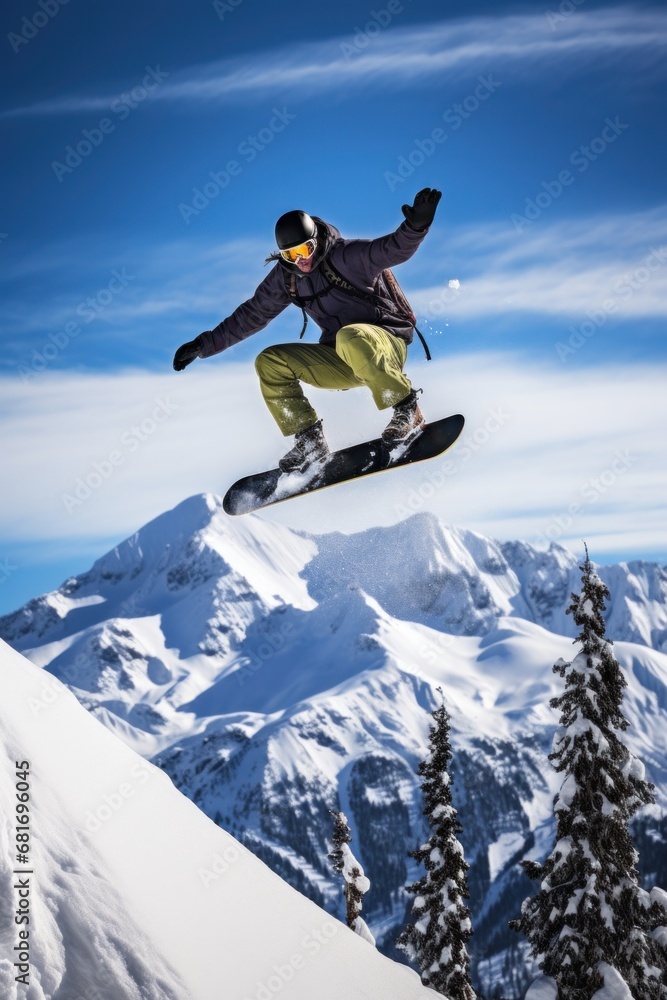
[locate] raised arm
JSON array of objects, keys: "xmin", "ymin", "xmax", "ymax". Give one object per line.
[{"xmin": 339, "ymin": 187, "xmax": 442, "ymax": 280}]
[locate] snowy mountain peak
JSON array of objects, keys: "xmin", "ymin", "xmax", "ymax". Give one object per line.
[
  {"xmin": 2, "ymin": 493, "xmax": 667, "ymax": 668},
  {"xmin": 2, "ymin": 495, "xmax": 666, "ymax": 998},
  {"xmin": 0, "ymin": 494, "xmax": 316, "ymax": 654}
]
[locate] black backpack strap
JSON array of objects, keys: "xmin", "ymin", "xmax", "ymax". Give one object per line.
[
  {"xmin": 414, "ymin": 326, "xmax": 432, "ymax": 361},
  {"xmin": 321, "ymin": 258, "xmax": 431, "ymax": 361},
  {"xmin": 288, "ymin": 274, "xmax": 309, "ymax": 339},
  {"xmin": 287, "ymin": 271, "xmax": 339, "ymax": 339},
  {"xmin": 284, "ymin": 259, "xmax": 432, "ymax": 358}
]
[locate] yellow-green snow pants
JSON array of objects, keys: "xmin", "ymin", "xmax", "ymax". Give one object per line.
[{"xmin": 254, "ymin": 323, "xmax": 412, "ymax": 436}]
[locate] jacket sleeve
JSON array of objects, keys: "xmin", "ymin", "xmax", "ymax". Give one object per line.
[
  {"xmin": 338, "ymin": 219, "xmax": 430, "ymax": 282},
  {"xmin": 198, "ymin": 264, "xmax": 292, "ymax": 358}
]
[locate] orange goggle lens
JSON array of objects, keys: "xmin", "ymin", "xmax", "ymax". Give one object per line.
[{"xmin": 279, "ymin": 239, "xmax": 316, "ymax": 262}]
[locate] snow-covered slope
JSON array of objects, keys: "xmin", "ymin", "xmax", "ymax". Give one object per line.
[
  {"xmin": 0, "ymin": 638, "xmax": 435, "ymax": 1000},
  {"xmin": 2, "ymin": 494, "xmax": 666, "ymax": 997}
]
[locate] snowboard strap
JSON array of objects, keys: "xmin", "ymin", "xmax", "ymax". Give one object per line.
[{"xmin": 285, "ymin": 260, "xmax": 431, "ymax": 360}]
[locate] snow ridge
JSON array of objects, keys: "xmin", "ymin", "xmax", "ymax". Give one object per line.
[
  {"xmin": 0, "ymin": 638, "xmax": 436, "ymax": 1000},
  {"xmin": 2, "ymin": 493, "xmax": 666, "ymax": 997}
]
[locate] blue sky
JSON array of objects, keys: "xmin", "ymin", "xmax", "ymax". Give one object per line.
[{"xmin": 1, "ymin": 0, "xmax": 666, "ymax": 614}]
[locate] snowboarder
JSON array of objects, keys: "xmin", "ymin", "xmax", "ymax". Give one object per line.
[{"xmin": 173, "ymin": 187, "xmax": 441, "ymax": 473}]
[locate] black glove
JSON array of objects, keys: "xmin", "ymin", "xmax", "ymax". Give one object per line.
[
  {"xmin": 401, "ymin": 187, "xmax": 442, "ymax": 231},
  {"xmin": 173, "ymin": 336, "xmax": 203, "ymax": 372}
]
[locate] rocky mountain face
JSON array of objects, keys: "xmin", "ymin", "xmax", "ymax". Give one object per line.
[{"xmin": 3, "ymin": 493, "xmax": 666, "ymax": 997}]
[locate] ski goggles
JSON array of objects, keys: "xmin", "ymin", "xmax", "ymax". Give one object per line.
[{"xmin": 279, "ymin": 238, "xmax": 317, "ymax": 263}]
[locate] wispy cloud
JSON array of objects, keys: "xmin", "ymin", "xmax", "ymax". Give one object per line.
[
  {"xmin": 2, "ymin": 6, "xmax": 665, "ymax": 119},
  {"xmin": 411, "ymin": 206, "xmax": 667, "ymax": 320},
  {"xmin": 0, "ymin": 236, "xmax": 271, "ymax": 350},
  {"xmin": 1, "ymin": 355, "xmax": 666, "ymax": 562},
  {"xmin": 5, "ymin": 207, "xmax": 666, "ymax": 362}
]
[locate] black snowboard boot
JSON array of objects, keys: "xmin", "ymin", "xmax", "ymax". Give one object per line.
[
  {"xmin": 279, "ymin": 419, "xmax": 331, "ymax": 474},
  {"xmin": 381, "ymin": 389, "xmax": 426, "ymax": 445}
]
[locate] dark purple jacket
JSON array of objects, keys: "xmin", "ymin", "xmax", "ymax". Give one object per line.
[{"xmin": 198, "ymin": 217, "xmax": 429, "ymax": 358}]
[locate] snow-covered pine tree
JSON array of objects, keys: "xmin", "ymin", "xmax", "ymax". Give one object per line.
[
  {"xmin": 511, "ymin": 544, "xmax": 667, "ymax": 999},
  {"xmin": 328, "ymin": 810, "xmax": 375, "ymax": 945},
  {"xmin": 397, "ymin": 689, "xmax": 475, "ymax": 1000}
]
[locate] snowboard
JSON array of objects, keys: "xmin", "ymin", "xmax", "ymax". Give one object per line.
[{"xmin": 223, "ymin": 414, "xmax": 465, "ymax": 516}]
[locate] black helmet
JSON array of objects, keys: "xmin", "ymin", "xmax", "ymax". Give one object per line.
[{"xmin": 275, "ymin": 210, "xmax": 316, "ymax": 250}]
